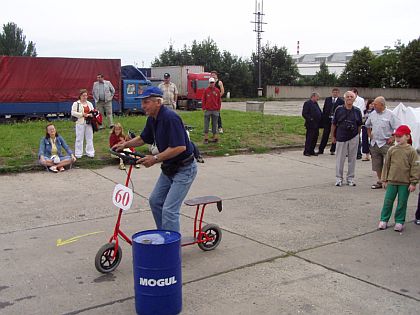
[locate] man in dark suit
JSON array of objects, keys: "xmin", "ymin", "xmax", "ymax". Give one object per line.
[
  {"xmin": 318, "ymin": 88, "xmax": 344, "ymax": 155},
  {"xmin": 302, "ymin": 92, "xmax": 322, "ymax": 156}
]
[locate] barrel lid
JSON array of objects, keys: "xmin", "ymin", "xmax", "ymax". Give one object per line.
[{"xmin": 132, "ymin": 229, "xmax": 181, "ymax": 245}]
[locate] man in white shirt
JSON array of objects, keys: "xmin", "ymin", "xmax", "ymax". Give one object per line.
[
  {"xmin": 365, "ymin": 96, "xmax": 400, "ymax": 189},
  {"xmin": 92, "ymin": 74, "xmax": 115, "ymax": 129},
  {"xmin": 352, "ymin": 88, "xmax": 365, "ymax": 113},
  {"xmin": 352, "ymin": 88, "xmax": 365, "ymax": 159}
]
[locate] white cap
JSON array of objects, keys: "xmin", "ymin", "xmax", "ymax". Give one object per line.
[{"xmin": 209, "ymin": 77, "xmax": 215, "ymax": 83}]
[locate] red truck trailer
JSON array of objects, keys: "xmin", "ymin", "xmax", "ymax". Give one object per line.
[{"xmin": 0, "ymin": 56, "xmax": 150, "ymax": 120}]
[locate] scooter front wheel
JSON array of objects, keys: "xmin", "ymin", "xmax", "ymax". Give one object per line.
[
  {"xmin": 198, "ymin": 224, "xmax": 222, "ymax": 251},
  {"xmin": 95, "ymin": 243, "xmax": 122, "ymax": 273}
]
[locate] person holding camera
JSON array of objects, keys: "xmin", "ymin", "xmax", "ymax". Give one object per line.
[
  {"xmin": 71, "ymin": 89, "xmax": 95, "ymax": 158},
  {"xmin": 112, "ymin": 86, "xmax": 197, "ymax": 233},
  {"xmin": 331, "ymin": 91, "xmax": 363, "ymax": 187}
]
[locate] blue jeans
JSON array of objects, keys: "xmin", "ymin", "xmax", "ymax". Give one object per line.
[{"xmin": 149, "ymin": 161, "xmax": 197, "ymax": 232}]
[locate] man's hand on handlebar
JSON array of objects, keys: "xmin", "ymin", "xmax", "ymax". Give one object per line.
[
  {"xmin": 112, "ymin": 143, "xmax": 126, "ymax": 152},
  {"xmin": 138, "ymin": 155, "xmax": 158, "ymax": 168}
]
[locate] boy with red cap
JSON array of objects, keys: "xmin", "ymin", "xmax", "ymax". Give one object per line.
[{"xmin": 379, "ymin": 125, "xmax": 420, "ymax": 232}]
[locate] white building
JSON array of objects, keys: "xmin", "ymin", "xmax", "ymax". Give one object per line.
[{"xmin": 292, "ymin": 51, "xmax": 383, "ymax": 76}]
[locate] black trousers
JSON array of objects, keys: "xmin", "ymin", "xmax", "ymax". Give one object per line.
[
  {"xmin": 318, "ymin": 123, "xmax": 335, "ymax": 153},
  {"xmin": 217, "ymin": 114, "xmax": 222, "ymax": 129},
  {"xmin": 304, "ymin": 127, "xmax": 319, "ymax": 155},
  {"xmin": 361, "ymin": 126, "xmax": 370, "ymax": 154},
  {"xmin": 318, "ymin": 122, "xmax": 337, "ymax": 153},
  {"xmin": 357, "ymin": 136, "xmax": 362, "ymax": 157},
  {"xmin": 416, "ymin": 192, "xmax": 420, "ymax": 220}
]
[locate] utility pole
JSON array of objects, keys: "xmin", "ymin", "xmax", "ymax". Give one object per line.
[{"xmin": 251, "ymin": 0, "xmax": 266, "ymax": 97}]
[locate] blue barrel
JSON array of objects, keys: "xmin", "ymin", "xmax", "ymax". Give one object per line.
[{"xmin": 132, "ymin": 230, "xmax": 182, "ymax": 315}]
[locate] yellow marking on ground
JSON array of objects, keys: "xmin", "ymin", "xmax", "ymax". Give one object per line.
[{"xmin": 56, "ymin": 231, "xmax": 104, "ymax": 247}]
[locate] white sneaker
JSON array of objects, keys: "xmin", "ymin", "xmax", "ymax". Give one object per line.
[
  {"xmin": 218, "ymin": 128, "xmax": 224, "ymax": 134},
  {"xmin": 394, "ymin": 223, "xmax": 404, "ymax": 232},
  {"xmin": 335, "ymin": 179, "xmax": 342, "ymax": 187},
  {"xmin": 49, "ymin": 166, "xmax": 58, "ymax": 173},
  {"xmin": 378, "ymin": 221, "xmax": 387, "ymax": 230},
  {"xmin": 347, "ymin": 180, "xmax": 356, "ymax": 186}
]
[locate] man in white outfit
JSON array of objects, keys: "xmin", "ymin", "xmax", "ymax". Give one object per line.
[{"xmin": 352, "ymin": 88, "xmax": 365, "ymax": 159}]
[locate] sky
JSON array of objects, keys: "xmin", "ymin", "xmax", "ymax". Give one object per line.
[{"xmin": 1, "ymin": 0, "xmax": 419, "ymax": 67}]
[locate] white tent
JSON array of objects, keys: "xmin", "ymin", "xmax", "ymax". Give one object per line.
[{"xmin": 392, "ymin": 103, "xmax": 420, "ymax": 149}]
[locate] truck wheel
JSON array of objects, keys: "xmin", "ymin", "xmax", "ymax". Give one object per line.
[{"xmin": 186, "ymin": 100, "xmax": 193, "ymax": 111}]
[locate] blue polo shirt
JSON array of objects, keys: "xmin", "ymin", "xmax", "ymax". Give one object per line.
[{"xmin": 141, "ymin": 106, "xmax": 193, "ymax": 164}]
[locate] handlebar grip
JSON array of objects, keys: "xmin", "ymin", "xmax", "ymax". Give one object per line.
[
  {"xmin": 125, "ymin": 150, "xmax": 146, "ymax": 158},
  {"xmin": 109, "ymin": 149, "xmax": 145, "ymax": 165}
]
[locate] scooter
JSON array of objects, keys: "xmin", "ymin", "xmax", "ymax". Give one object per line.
[{"xmin": 94, "ymin": 149, "xmax": 222, "ymax": 274}]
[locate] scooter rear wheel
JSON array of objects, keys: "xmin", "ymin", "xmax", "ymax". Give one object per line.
[
  {"xmin": 95, "ymin": 243, "xmax": 122, "ymax": 273},
  {"xmin": 198, "ymin": 224, "xmax": 222, "ymax": 251}
]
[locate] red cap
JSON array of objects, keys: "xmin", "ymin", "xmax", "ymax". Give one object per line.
[
  {"xmin": 393, "ymin": 125, "xmax": 412, "ymax": 144},
  {"xmin": 393, "ymin": 125, "xmax": 411, "ymax": 137}
]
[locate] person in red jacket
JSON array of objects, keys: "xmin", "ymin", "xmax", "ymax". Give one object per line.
[
  {"xmin": 202, "ymin": 77, "xmax": 221, "ymax": 144},
  {"xmin": 109, "ymin": 123, "xmax": 140, "ymax": 170},
  {"xmin": 110, "ymin": 123, "xmax": 129, "ymax": 169}
]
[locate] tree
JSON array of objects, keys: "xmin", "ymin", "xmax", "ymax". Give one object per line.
[
  {"xmin": 399, "ymin": 37, "xmax": 420, "ymax": 88},
  {"xmin": 0, "ymin": 22, "xmax": 37, "ymax": 56},
  {"xmin": 251, "ymin": 44, "xmax": 299, "ymax": 89},
  {"xmin": 152, "ymin": 37, "xmax": 222, "ymax": 71},
  {"xmin": 370, "ymin": 41, "xmax": 406, "ymax": 88},
  {"xmin": 339, "ymin": 47, "xmax": 375, "ymax": 87},
  {"xmin": 218, "ymin": 51, "xmax": 253, "ymax": 97},
  {"xmin": 311, "ymin": 61, "xmax": 338, "ymax": 86},
  {"xmin": 189, "ymin": 38, "xmax": 222, "ymax": 71}
]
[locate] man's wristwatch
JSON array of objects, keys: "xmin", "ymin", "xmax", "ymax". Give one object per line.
[{"xmin": 153, "ymin": 155, "xmax": 159, "ymax": 162}]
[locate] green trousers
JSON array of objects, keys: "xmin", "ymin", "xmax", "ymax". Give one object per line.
[{"xmin": 381, "ymin": 183, "xmax": 410, "ymax": 224}]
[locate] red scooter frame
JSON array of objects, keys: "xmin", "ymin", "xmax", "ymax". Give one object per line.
[{"xmin": 182, "ymin": 196, "xmax": 223, "ymax": 251}]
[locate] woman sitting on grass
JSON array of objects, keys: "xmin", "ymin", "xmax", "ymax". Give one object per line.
[{"xmin": 38, "ymin": 124, "xmax": 76, "ymax": 172}]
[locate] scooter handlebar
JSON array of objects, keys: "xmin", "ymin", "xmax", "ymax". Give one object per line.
[{"xmin": 109, "ymin": 149, "xmax": 145, "ymax": 165}]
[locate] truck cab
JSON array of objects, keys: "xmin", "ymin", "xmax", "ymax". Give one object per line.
[
  {"xmin": 120, "ymin": 66, "xmax": 151, "ymax": 114},
  {"xmin": 185, "ymin": 72, "xmax": 211, "ymax": 110},
  {"xmin": 121, "ymin": 80, "xmax": 150, "ymax": 114}
]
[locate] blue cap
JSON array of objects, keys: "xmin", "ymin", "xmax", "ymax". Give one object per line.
[{"xmin": 137, "ymin": 86, "xmax": 163, "ymax": 99}]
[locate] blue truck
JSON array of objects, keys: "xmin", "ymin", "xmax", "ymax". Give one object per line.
[{"xmin": 0, "ymin": 56, "xmax": 151, "ymax": 120}]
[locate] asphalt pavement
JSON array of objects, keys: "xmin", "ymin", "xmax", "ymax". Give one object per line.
[{"xmin": 1, "ymin": 149, "xmax": 420, "ymax": 314}]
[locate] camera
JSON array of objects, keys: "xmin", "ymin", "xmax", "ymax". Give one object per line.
[{"xmin": 344, "ymin": 120, "xmax": 356, "ymax": 131}]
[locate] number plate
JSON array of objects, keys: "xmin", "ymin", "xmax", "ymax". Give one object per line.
[{"xmin": 112, "ymin": 184, "xmax": 133, "ymax": 211}]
